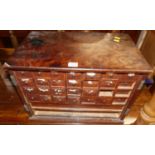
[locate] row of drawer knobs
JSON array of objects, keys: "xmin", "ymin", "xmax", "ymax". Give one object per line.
[
  {"xmin": 20, "ymin": 78, "xmax": 130, "ymax": 88},
  {"xmin": 17, "ymin": 72, "xmax": 137, "ymax": 105}
]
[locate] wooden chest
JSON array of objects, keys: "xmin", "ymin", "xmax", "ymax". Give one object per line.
[{"xmin": 4, "ymin": 31, "xmax": 152, "ymax": 124}]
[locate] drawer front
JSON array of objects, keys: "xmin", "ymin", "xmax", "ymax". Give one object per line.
[
  {"xmin": 81, "ymin": 96, "xmax": 96, "ymax": 104},
  {"xmin": 83, "ymin": 81, "xmax": 99, "ymax": 87},
  {"xmin": 52, "ymin": 96, "xmax": 66, "ymax": 104},
  {"xmin": 51, "ymin": 87, "xmax": 66, "ymax": 96},
  {"xmin": 51, "ymin": 79, "xmax": 65, "ymax": 87},
  {"xmin": 97, "ymin": 97, "xmax": 113, "ymax": 105},
  {"xmin": 25, "ymin": 94, "xmax": 41, "ymax": 102},
  {"xmin": 12, "ymin": 71, "xmax": 143, "ymax": 115},
  {"xmin": 19, "ymin": 77, "xmax": 34, "ymax": 86},
  {"xmin": 112, "ymin": 98, "xmax": 127, "ymax": 105},
  {"xmin": 67, "ymin": 96, "xmax": 81, "ymax": 104},
  {"xmin": 67, "ymin": 72, "xmax": 83, "ymax": 79},
  {"xmin": 37, "ymin": 85, "xmax": 50, "ymax": 94},
  {"xmin": 35, "ymin": 78, "xmax": 49, "ymax": 85},
  {"xmin": 15, "ymin": 71, "xmax": 33, "ymax": 77},
  {"xmin": 83, "ymin": 87, "xmax": 98, "ymax": 96},
  {"xmin": 67, "ymin": 88, "xmax": 81, "ymax": 96},
  {"xmin": 85, "ymin": 72, "xmax": 101, "ymax": 80},
  {"xmin": 40, "ymin": 95, "xmax": 52, "ymax": 103},
  {"xmin": 115, "ymin": 90, "xmax": 131, "ymax": 98},
  {"xmin": 51, "ymin": 72, "xmax": 66, "ymax": 80},
  {"xmin": 67, "ymin": 79, "xmax": 81, "ymax": 87},
  {"xmin": 22, "ymin": 85, "xmax": 37, "ymax": 94},
  {"xmin": 100, "ymin": 79, "xmax": 118, "ymax": 89},
  {"xmin": 117, "ymin": 81, "xmax": 136, "ymax": 90}
]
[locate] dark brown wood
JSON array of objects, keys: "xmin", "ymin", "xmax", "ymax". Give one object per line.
[
  {"xmin": 3, "ymin": 31, "xmax": 152, "ymax": 124},
  {"xmin": 7, "ymin": 31, "xmax": 151, "ymax": 71},
  {"xmin": 0, "ymin": 76, "xmax": 123, "ymax": 125}
]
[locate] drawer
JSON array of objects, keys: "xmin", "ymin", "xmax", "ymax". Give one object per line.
[
  {"xmin": 97, "ymin": 97, "xmax": 112, "ymax": 105},
  {"xmin": 100, "ymin": 79, "xmax": 118, "ymax": 89},
  {"xmin": 67, "ymin": 88, "xmax": 81, "ymax": 96},
  {"xmin": 67, "ymin": 79, "xmax": 81, "ymax": 87},
  {"xmin": 81, "ymin": 96, "xmax": 96, "ymax": 104},
  {"xmin": 35, "ymin": 78, "xmax": 49, "ymax": 85},
  {"xmin": 104, "ymin": 73, "xmax": 138, "ymax": 79},
  {"xmin": 22, "ymin": 86, "xmax": 37, "ymax": 94},
  {"xmin": 51, "ymin": 72, "xmax": 66, "ymax": 79},
  {"xmin": 112, "ymin": 98, "xmax": 127, "ymax": 105},
  {"xmin": 33, "ymin": 72, "xmax": 50, "ymax": 78},
  {"xmin": 25, "ymin": 94, "xmax": 41, "ymax": 102},
  {"xmin": 83, "ymin": 81, "xmax": 99, "ymax": 87},
  {"xmin": 37, "ymin": 85, "xmax": 50, "ymax": 94},
  {"xmin": 85, "ymin": 72, "xmax": 101, "ymax": 80},
  {"xmin": 15, "ymin": 71, "xmax": 33, "ymax": 77},
  {"xmin": 19, "ymin": 78, "xmax": 34, "ymax": 85},
  {"xmin": 121, "ymin": 73, "xmax": 139, "ymax": 79},
  {"xmin": 67, "ymin": 96, "xmax": 80, "ymax": 104},
  {"xmin": 103, "ymin": 73, "xmax": 121, "ymax": 79},
  {"xmin": 83, "ymin": 87, "xmax": 98, "ymax": 96},
  {"xmin": 51, "ymin": 79, "xmax": 65, "ymax": 87},
  {"xmin": 40, "ymin": 95, "xmax": 52, "ymax": 103},
  {"xmin": 98, "ymin": 90, "xmax": 114, "ymax": 97},
  {"xmin": 51, "ymin": 87, "xmax": 66, "ymax": 96},
  {"xmin": 117, "ymin": 81, "xmax": 136, "ymax": 90},
  {"xmin": 115, "ymin": 90, "xmax": 131, "ymax": 98},
  {"xmin": 67, "ymin": 72, "xmax": 83, "ymax": 79},
  {"xmin": 52, "ymin": 96, "xmax": 66, "ymax": 104}
]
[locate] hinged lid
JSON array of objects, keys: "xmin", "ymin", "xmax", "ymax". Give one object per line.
[{"xmin": 7, "ymin": 31, "xmax": 152, "ymax": 73}]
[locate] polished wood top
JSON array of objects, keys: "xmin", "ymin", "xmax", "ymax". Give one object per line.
[{"xmin": 8, "ymin": 31, "xmax": 152, "ymax": 72}]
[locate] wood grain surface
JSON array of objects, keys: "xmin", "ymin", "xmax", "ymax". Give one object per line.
[{"xmin": 7, "ymin": 31, "xmax": 151, "ymax": 72}]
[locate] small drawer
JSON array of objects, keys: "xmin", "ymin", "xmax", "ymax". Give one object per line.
[
  {"xmin": 25, "ymin": 94, "xmax": 41, "ymax": 102},
  {"xmin": 52, "ymin": 96, "xmax": 66, "ymax": 104},
  {"xmin": 67, "ymin": 72, "xmax": 83, "ymax": 79},
  {"xmin": 51, "ymin": 87, "xmax": 66, "ymax": 96},
  {"xmin": 97, "ymin": 97, "xmax": 112, "ymax": 105},
  {"xmin": 83, "ymin": 87, "xmax": 98, "ymax": 96},
  {"xmin": 33, "ymin": 72, "xmax": 50, "ymax": 78},
  {"xmin": 37, "ymin": 85, "xmax": 50, "ymax": 94},
  {"xmin": 51, "ymin": 79, "xmax": 65, "ymax": 87},
  {"xmin": 100, "ymin": 79, "xmax": 118, "ymax": 89},
  {"xmin": 67, "ymin": 88, "xmax": 81, "ymax": 96},
  {"xmin": 98, "ymin": 90, "xmax": 113, "ymax": 97},
  {"xmin": 103, "ymin": 73, "xmax": 121, "ymax": 79},
  {"xmin": 81, "ymin": 96, "xmax": 96, "ymax": 104},
  {"xmin": 83, "ymin": 81, "xmax": 99, "ymax": 87},
  {"xmin": 67, "ymin": 79, "xmax": 81, "ymax": 87},
  {"xmin": 40, "ymin": 95, "xmax": 52, "ymax": 103},
  {"xmin": 51, "ymin": 72, "xmax": 66, "ymax": 79},
  {"xmin": 115, "ymin": 90, "xmax": 131, "ymax": 98},
  {"xmin": 15, "ymin": 71, "xmax": 33, "ymax": 77},
  {"xmin": 22, "ymin": 86, "xmax": 37, "ymax": 94},
  {"xmin": 112, "ymin": 98, "xmax": 127, "ymax": 105},
  {"xmin": 20, "ymin": 78, "xmax": 34, "ymax": 85},
  {"xmin": 85, "ymin": 72, "xmax": 101, "ymax": 80},
  {"xmin": 121, "ymin": 73, "xmax": 137, "ymax": 79},
  {"xmin": 67, "ymin": 96, "xmax": 80, "ymax": 104},
  {"xmin": 117, "ymin": 81, "xmax": 136, "ymax": 90},
  {"xmin": 35, "ymin": 78, "xmax": 49, "ymax": 85}
]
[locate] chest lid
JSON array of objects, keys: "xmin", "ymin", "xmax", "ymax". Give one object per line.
[{"xmin": 7, "ymin": 31, "xmax": 152, "ymax": 73}]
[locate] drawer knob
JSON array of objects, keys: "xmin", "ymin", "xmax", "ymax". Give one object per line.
[
  {"xmin": 26, "ymin": 87, "xmax": 34, "ymax": 92},
  {"xmin": 21, "ymin": 78, "xmax": 30, "ymax": 83},
  {"xmin": 38, "ymin": 88, "xmax": 49, "ymax": 92},
  {"xmin": 87, "ymin": 72, "xmax": 96, "ymax": 77},
  {"xmin": 68, "ymin": 80, "xmax": 77, "ymax": 84}
]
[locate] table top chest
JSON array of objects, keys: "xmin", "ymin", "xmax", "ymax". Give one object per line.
[{"xmin": 5, "ymin": 31, "xmax": 152, "ymax": 124}]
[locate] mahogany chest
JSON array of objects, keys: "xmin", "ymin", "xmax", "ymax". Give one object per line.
[{"xmin": 4, "ymin": 31, "xmax": 152, "ymax": 124}]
